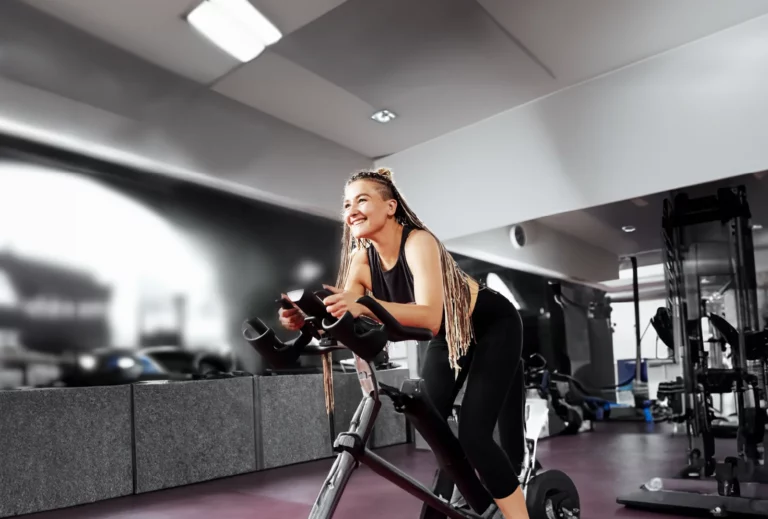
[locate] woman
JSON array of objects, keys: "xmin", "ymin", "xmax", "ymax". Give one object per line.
[{"xmin": 279, "ymin": 168, "xmax": 528, "ymax": 519}]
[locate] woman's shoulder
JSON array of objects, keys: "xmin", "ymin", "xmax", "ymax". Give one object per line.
[
  {"xmin": 405, "ymin": 228, "xmax": 437, "ymax": 245},
  {"xmin": 403, "ymin": 229, "xmax": 440, "ymax": 257},
  {"xmin": 351, "ymin": 245, "xmax": 370, "ymax": 265}
]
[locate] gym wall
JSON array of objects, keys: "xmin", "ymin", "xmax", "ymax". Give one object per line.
[
  {"xmin": 0, "ymin": 145, "xmax": 342, "ymax": 389},
  {"xmin": 453, "ymin": 254, "xmax": 614, "ymax": 385},
  {"xmin": 1, "ymin": 141, "xmax": 613, "ymax": 391}
]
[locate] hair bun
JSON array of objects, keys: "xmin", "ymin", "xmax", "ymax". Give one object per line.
[{"xmin": 376, "ymin": 167, "xmax": 393, "ymax": 180}]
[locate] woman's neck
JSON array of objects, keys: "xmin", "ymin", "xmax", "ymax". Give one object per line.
[{"xmin": 369, "ymin": 221, "xmax": 404, "ymax": 269}]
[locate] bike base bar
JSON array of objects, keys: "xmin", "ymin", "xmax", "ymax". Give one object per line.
[
  {"xmin": 360, "ymin": 447, "xmax": 485, "ymax": 519},
  {"xmin": 308, "ymin": 451, "xmax": 358, "ymax": 519},
  {"xmin": 308, "ymin": 442, "xmax": 486, "ymax": 519}
]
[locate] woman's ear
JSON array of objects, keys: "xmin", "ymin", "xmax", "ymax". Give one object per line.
[{"xmin": 387, "ymin": 199, "xmax": 398, "ymax": 217}]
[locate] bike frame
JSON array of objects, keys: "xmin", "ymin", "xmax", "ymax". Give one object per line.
[
  {"xmin": 307, "ymin": 355, "xmax": 488, "ymax": 519},
  {"xmin": 520, "ymin": 395, "xmax": 549, "ymax": 491}
]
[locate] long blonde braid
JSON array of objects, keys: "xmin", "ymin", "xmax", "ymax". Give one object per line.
[{"xmin": 336, "ymin": 168, "xmax": 476, "ymax": 373}]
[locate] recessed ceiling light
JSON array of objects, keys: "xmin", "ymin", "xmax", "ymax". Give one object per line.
[
  {"xmin": 371, "ymin": 110, "xmax": 397, "ymax": 124},
  {"xmin": 621, "ymin": 225, "xmax": 636, "ymax": 233},
  {"xmin": 752, "ymin": 223, "xmax": 763, "ymax": 230},
  {"xmin": 187, "ymin": 0, "xmax": 282, "ymax": 63}
]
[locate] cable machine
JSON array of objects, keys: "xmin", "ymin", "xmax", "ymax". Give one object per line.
[{"xmin": 617, "ymin": 185, "xmax": 768, "ymax": 517}]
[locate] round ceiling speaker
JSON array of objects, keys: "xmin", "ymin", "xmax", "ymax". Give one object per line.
[{"xmin": 509, "ymin": 224, "xmax": 527, "ymax": 249}]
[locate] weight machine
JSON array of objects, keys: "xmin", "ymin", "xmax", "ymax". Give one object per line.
[{"xmin": 617, "ymin": 185, "xmax": 768, "ymax": 517}]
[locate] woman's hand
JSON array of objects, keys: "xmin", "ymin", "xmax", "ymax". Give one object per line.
[
  {"xmin": 322, "ymin": 284, "xmax": 366, "ymax": 319},
  {"xmin": 278, "ymin": 294, "xmax": 305, "ymax": 331}
]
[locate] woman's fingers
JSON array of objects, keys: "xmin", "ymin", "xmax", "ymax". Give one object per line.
[
  {"xmin": 280, "ymin": 307, "xmax": 300, "ymax": 317},
  {"xmin": 278, "ymin": 307, "xmax": 304, "ymax": 330},
  {"xmin": 326, "ymin": 302, "xmax": 347, "ymax": 318},
  {"xmin": 323, "ymin": 293, "xmax": 343, "ymax": 306}
]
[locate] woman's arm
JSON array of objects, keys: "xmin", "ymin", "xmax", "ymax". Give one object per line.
[
  {"xmin": 359, "ymin": 230, "xmax": 444, "ymax": 335},
  {"xmin": 343, "ymin": 248, "xmax": 371, "ymax": 297}
]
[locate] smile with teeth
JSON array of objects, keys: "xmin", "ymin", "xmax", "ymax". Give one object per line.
[{"xmin": 351, "ymin": 218, "xmax": 367, "ymax": 226}]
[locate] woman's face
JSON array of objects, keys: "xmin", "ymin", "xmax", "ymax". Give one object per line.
[{"xmin": 343, "ymin": 180, "xmax": 396, "ymax": 239}]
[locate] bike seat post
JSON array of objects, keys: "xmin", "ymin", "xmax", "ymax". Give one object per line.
[{"xmin": 350, "ymin": 355, "xmax": 380, "ymax": 446}]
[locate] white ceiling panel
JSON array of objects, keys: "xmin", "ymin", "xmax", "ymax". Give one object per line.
[
  {"xmin": 22, "ymin": 0, "xmax": 352, "ymax": 85},
  {"xmin": 213, "ymin": 50, "xmax": 386, "ymax": 156},
  {"xmin": 378, "ymin": 11, "xmax": 768, "ymax": 245},
  {"xmin": 251, "ymin": 0, "xmax": 351, "ymax": 34},
  {"xmin": 478, "ymin": 0, "xmax": 768, "ymax": 83},
  {"xmin": 537, "ymin": 210, "xmax": 641, "ymax": 256},
  {"xmin": 271, "ymin": 0, "xmax": 557, "ymax": 157},
  {"xmin": 22, "ymin": 0, "xmax": 768, "ymax": 160},
  {"xmin": 23, "ymin": 0, "xmax": 240, "ymax": 84}
]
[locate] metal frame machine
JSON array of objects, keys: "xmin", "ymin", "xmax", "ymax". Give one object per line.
[{"xmin": 617, "ymin": 186, "xmax": 768, "ymax": 517}]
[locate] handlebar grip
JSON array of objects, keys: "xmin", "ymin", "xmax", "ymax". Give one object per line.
[
  {"xmin": 355, "ymin": 296, "xmax": 434, "ymax": 342},
  {"xmin": 288, "ymin": 289, "xmax": 337, "ymax": 324},
  {"xmin": 321, "ymin": 312, "xmax": 388, "ymax": 361},
  {"xmin": 242, "ymin": 317, "xmax": 310, "ymax": 369}
]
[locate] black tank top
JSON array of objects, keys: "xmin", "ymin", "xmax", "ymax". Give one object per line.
[
  {"xmin": 367, "ymin": 226, "xmax": 416, "ymax": 305},
  {"xmin": 367, "ymin": 227, "xmax": 448, "ymax": 338},
  {"xmin": 367, "ymin": 227, "xmax": 519, "ymax": 352}
]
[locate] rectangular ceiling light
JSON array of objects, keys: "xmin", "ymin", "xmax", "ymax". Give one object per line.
[{"xmin": 187, "ymin": 0, "xmax": 282, "ymax": 63}]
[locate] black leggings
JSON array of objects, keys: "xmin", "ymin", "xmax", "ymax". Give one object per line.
[{"xmin": 421, "ymin": 287, "xmax": 525, "ymax": 499}]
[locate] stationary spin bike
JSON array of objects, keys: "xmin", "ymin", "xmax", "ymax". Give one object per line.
[{"xmin": 243, "ymin": 288, "xmax": 580, "ymax": 519}]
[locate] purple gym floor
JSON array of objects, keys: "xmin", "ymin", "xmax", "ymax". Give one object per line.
[{"xmin": 25, "ymin": 423, "xmax": 703, "ymax": 519}]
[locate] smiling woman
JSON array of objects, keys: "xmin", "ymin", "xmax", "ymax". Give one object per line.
[
  {"xmin": 334, "ymin": 169, "xmax": 471, "ymax": 352},
  {"xmin": 279, "ymin": 167, "xmax": 531, "ymax": 519}
]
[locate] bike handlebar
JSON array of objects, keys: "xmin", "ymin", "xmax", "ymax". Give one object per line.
[
  {"xmin": 242, "ymin": 288, "xmax": 434, "ymax": 369},
  {"xmin": 357, "ymin": 296, "xmax": 435, "ymax": 343}
]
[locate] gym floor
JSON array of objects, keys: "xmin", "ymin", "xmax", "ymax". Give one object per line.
[{"xmin": 25, "ymin": 422, "xmax": 707, "ymax": 519}]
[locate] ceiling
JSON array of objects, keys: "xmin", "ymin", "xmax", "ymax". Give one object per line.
[
  {"xmin": 22, "ymin": 0, "xmax": 768, "ymax": 159},
  {"xmin": 537, "ymin": 170, "xmax": 768, "ymax": 261},
  {"xmin": 534, "ymin": 170, "xmax": 768, "ymax": 298}
]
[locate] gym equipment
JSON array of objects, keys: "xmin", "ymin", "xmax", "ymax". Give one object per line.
[
  {"xmin": 617, "ymin": 186, "xmax": 768, "ymax": 517},
  {"xmin": 527, "ymin": 353, "xmax": 668, "ymax": 428},
  {"xmin": 522, "ymin": 353, "xmax": 583, "ymax": 435},
  {"xmin": 550, "ymin": 278, "xmax": 656, "ymax": 424},
  {"xmin": 650, "ymin": 310, "xmax": 739, "ymax": 437},
  {"xmin": 61, "ymin": 346, "xmax": 239, "ymax": 387},
  {"xmin": 243, "ymin": 288, "xmax": 580, "ymax": 519}
]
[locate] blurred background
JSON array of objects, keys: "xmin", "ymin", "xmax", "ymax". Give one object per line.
[
  {"xmin": 0, "ymin": 0, "xmax": 766, "ymax": 405},
  {"xmin": 0, "ymin": 151, "xmax": 344, "ymax": 388}
]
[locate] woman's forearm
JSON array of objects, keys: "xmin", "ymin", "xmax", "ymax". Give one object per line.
[{"xmin": 359, "ymin": 297, "xmax": 441, "ymax": 336}]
